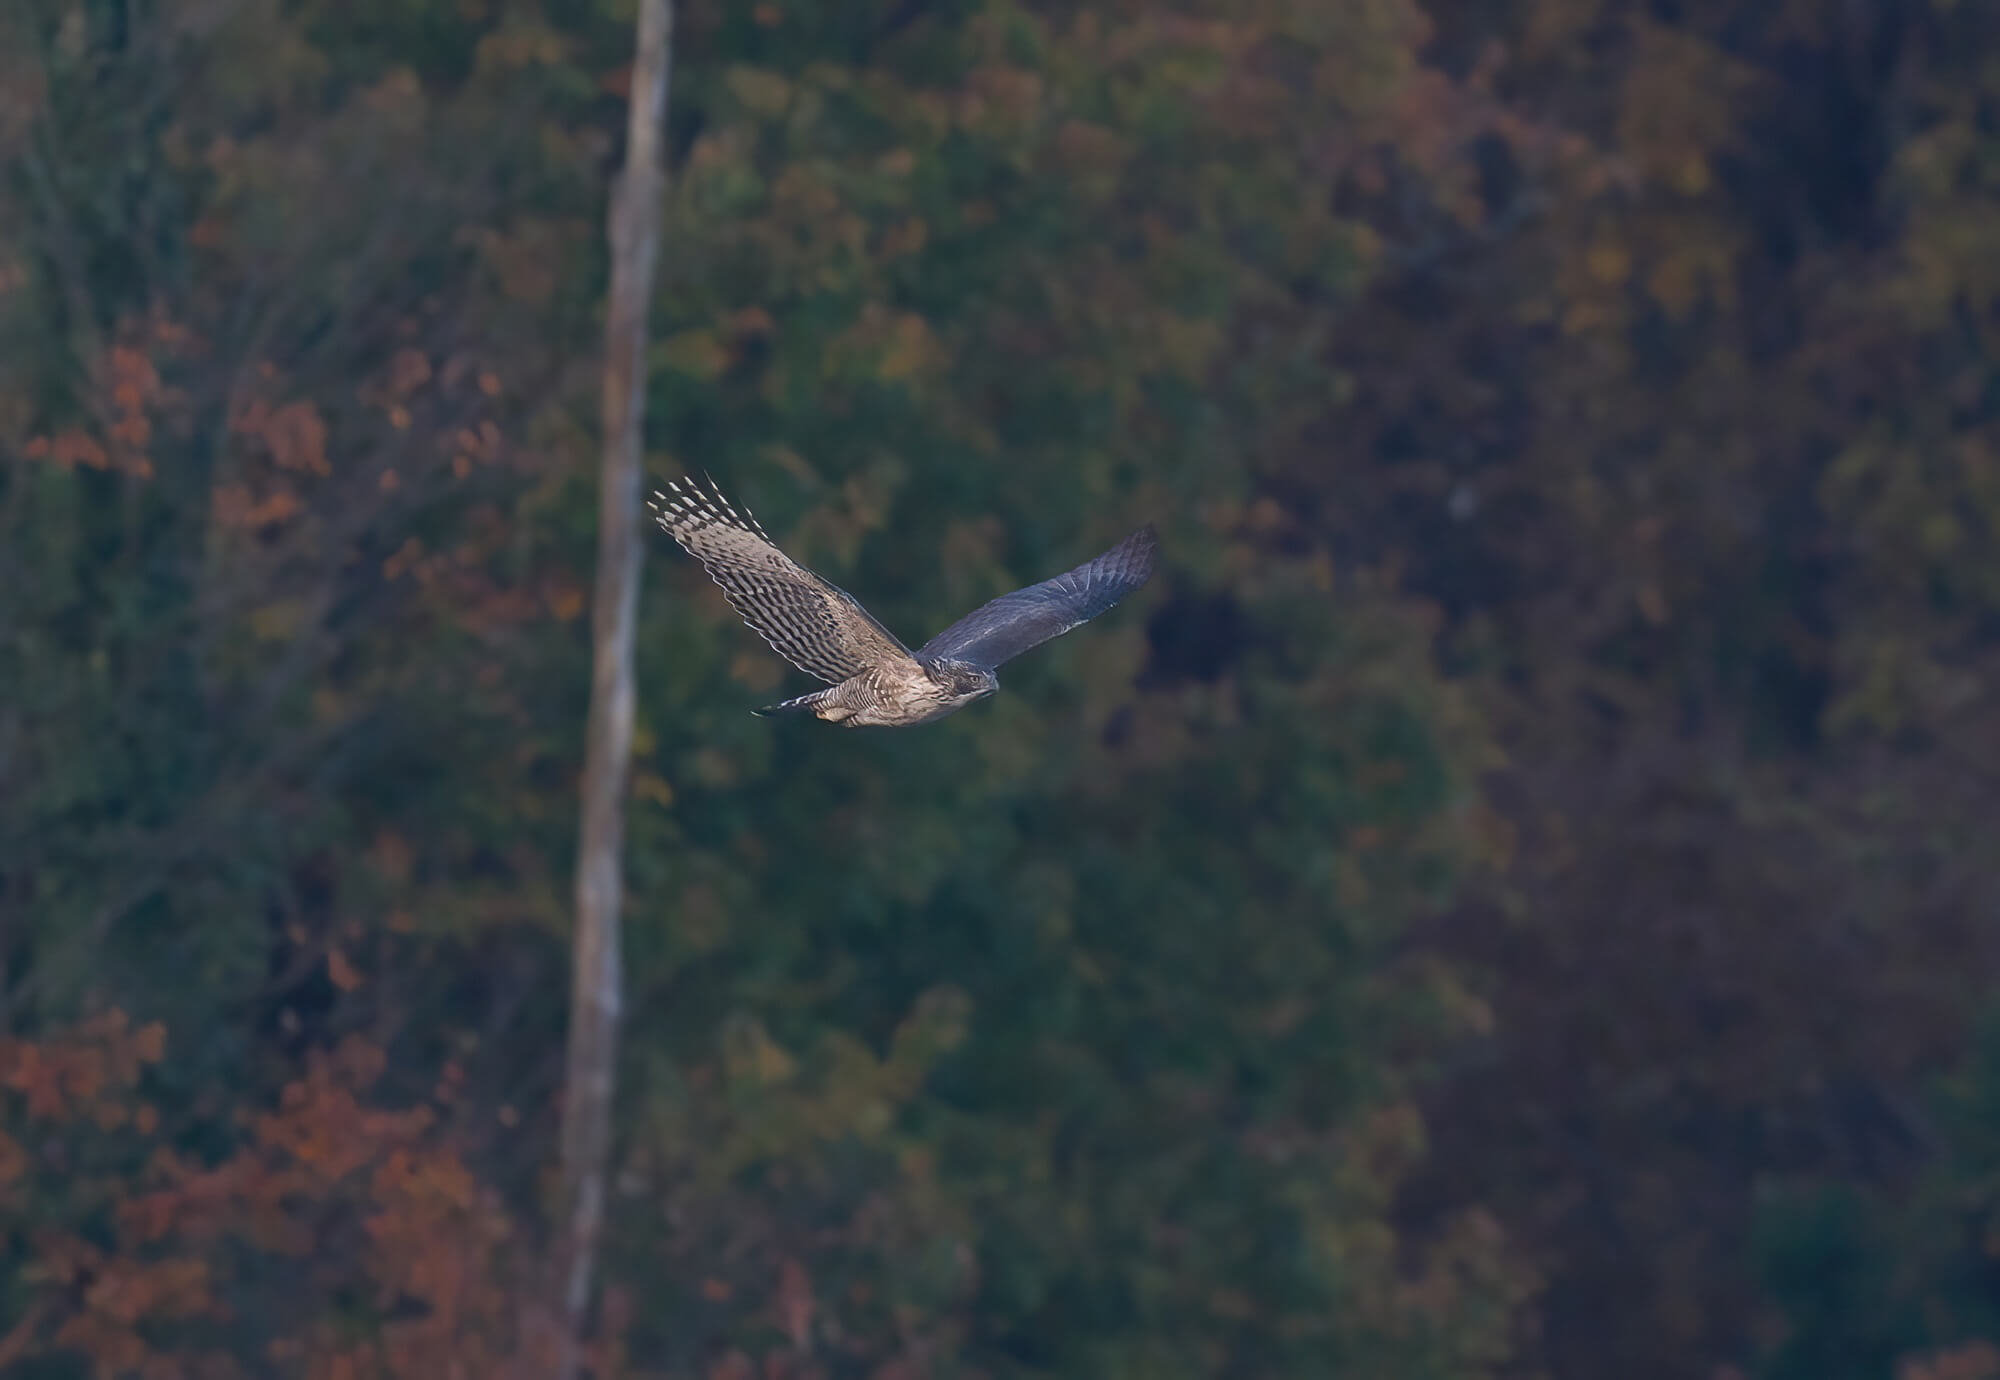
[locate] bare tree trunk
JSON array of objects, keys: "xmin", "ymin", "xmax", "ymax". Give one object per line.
[{"xmin": 554, "ymin": 2, "xmax": 673, "ymax": 1377}]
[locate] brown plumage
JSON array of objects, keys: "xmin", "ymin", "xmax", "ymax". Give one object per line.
[{"xmin": 650, "ymin": 476, "xmax": 1158, "ymax": 727}]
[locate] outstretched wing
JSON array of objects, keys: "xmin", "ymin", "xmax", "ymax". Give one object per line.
[
  {"xmin": 919, "ymin": 524, "xmax": 1158, "ymax": 671},
  {"xmin": 650, "ymin": 476, "xmax": 917, "ymax": 684}
]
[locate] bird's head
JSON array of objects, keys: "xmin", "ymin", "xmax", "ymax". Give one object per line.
[{"xmin": 930, "ymin": 659, "xmax": 999, "ymax": 704}]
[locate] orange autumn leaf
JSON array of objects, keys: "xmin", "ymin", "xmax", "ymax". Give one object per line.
[
  {"xmin": 23, "ymin": 430, "xmax": 112, "ymax": 471},
  {"xmin": 545, "ymin": 581, "xmax": 586, "ymax": 622},
  {"xmin": 0, "ymin": 1130, "xmax": 29, "ymax": 1187},
  {"xmin": 265, "ymin": 400, "xmax": 331, "ymax": 475},
  {"xmin": 132, "ymin": 1022, "xmax": 167, "ymax": 1065},
  {"xmin": 4, "ymin": 1043, "xmax": 68, "ymax": 1120},
  {"xmin": 106, "ymin": 344, "xmax": 158, "ymax": 413},
  {"xmin": 327, "ymin": 949, "xmax": 364, "ymax": 992},
  {"xmin": 388, "ymin": 347, "xmax": 432, "ymax": 397},
  {"xmin": 1900, "ymin": 1343, "xmax": 2000, "ymax": 1380},
  {"xmin": 212, "ymin": 483, "xmax": 304, "ymax": 529}
]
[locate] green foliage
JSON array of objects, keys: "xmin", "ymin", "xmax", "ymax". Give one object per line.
[
  {"xmin": 13, "ymin": 0, "xmax": 2000, "ymax": 1377},
  {"xmin": 2, "ymin": 0, "xmax": 1527, "ymax": 1376}
]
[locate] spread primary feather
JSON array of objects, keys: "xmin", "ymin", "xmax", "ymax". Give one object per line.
[{"xmin": 650, "ymin": 476, "xmax": 1157, "ymax": 727}]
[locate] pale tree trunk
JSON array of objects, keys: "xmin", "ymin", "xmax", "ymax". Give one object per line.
[{"xmin": 553, "ymin": 1, "xmax": 673, "ymax": 1377}]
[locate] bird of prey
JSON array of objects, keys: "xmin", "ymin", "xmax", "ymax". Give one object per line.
[{"xmin": 649, "ymin": 477, "xmax": 1158, "ymax": 727}]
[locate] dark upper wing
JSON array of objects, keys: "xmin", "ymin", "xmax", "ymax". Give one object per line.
[
  {"xmin": 650, "ymin": 476, "xmax": 917, "ymax": 684},
  {"xmin": 918, "ymin": 524, "xmax": 1158, "ymax": 671}
]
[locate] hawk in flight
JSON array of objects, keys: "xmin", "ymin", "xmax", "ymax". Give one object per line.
[{"xmin": 650, "ymin": 477, "xmax": 1158, "ymax": 727}]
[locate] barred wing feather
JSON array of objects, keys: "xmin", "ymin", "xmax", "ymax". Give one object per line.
[
  {"xmin": 649, "ymin": 477, "xmax": 917, "ymax": 684},
  {"xmin": 919, "ymin": 524, "xmax": 1158, "ymax": 671}
]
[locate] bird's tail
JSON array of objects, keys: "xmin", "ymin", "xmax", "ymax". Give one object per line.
[{"xmin": 753, "ymin": 688, "xmax": 827, "ymax": 717}]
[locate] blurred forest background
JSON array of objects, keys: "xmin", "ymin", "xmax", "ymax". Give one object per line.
[{"xmin": 5, "ymin": 0, "xmax": 2000, "ymax": 1376}]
